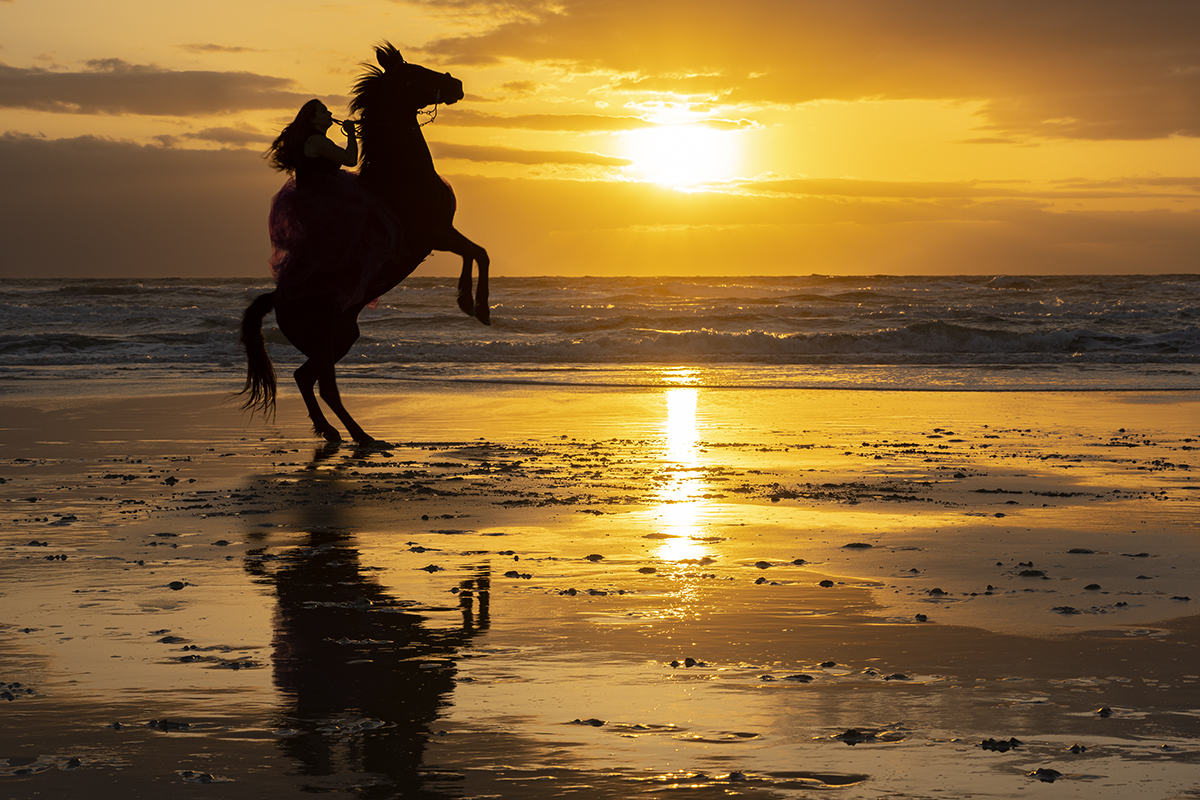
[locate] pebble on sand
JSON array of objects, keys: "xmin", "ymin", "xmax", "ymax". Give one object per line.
[
  {"xmin": 980, "ymin": 737, "xmax": 1023, "ymax": 752},
  {"xmin": 1028, "ymin": 767, "xmax": 1063, "ymax": 782}
]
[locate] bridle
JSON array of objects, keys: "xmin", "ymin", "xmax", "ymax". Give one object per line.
[
  {"xmin": 415, "ymin": 71, "xmax": 453, "ymax": 128},
  {"xmin": 342, "ymin": 69, "xmax": 454, "ymax": 131}
]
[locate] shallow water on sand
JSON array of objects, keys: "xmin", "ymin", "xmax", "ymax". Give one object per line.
[{"xmin": 1, "ymin": 387, "xmax": 1199, "ymax": 798}]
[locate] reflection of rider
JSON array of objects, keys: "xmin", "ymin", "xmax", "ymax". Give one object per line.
[{"xmin": 265, "ymin": 99, "xmax": 398, "ymax": 311}]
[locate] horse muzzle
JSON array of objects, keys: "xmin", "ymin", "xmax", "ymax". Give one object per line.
[{"xmin": 441, "ymin": 75, "xmax": 465, "ymax": 105}]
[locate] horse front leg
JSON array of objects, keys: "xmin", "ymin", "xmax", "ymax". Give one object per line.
[
  {"xmin": 456, "ymin": 255, "xmax": 475, "ymax": 317},
  {"xmin": 295, "ymin": 360, "xmax": 341, "ymax": 442},
  {"xmin": 474, "ymin": 256, "xmax": 489, "ymax": 326},
  {"xmin": 435, "ymin": 228, "xmax": 490, "ymax": 326}
]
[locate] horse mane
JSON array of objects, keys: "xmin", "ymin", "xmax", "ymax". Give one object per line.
[
  {"xmin": 348, "ymin": 66, "xmax": 383, "ymax": 118},
  {"xmin": 348, "ymin": 41, "xmax": 403, "ymax": 118}
]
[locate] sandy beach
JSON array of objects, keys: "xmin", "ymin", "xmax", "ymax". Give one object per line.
[{"xmin": 2, "ymin": 385, "xmax": 1198, "ymax": 798}]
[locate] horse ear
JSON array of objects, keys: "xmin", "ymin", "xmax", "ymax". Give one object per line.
[{"xmin": 376, "ymin": 43, "xmax": 405, "ymax": 70}]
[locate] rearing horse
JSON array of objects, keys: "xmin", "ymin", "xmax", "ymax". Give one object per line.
[{"xmin": 238, "ymin": 43, "xmax": 489, "ymax": 445}]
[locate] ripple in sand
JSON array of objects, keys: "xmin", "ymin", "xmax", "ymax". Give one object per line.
[{"xmin": 675, "ymin": 730, "xmax": 760, "ymax": 743}]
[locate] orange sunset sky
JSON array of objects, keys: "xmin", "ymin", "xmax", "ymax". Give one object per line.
[{"xmin": 2, "ymin": 0, "xmax": 1199, "ymax": 278}]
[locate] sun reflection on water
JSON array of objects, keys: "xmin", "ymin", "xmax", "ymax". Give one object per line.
[{"xmin": 654, "ymin": 387, "xmax": 714, "ymax": 564}]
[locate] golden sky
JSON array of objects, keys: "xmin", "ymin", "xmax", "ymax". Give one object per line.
[{"xmin": 2, "ymin": 0, "xmax": 1199, "ymax": 277}]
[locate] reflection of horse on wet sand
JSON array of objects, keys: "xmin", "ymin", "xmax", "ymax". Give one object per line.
[
  {"xmin": 244, "ymin": 523, "xmax": 489, "ymax": 793},
  {"xmin": 238, "ymin": 43, "xmax": 489, "ymax": 445}
]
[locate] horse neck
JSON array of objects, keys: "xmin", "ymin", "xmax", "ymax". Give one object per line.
[{"xmin": 360, "ymin": 117, "xmax": 439, "ymax": 190}]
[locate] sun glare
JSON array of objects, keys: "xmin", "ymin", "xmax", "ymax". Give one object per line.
[{"xmin": 622, "ymin": 126, "xmax": 742, "ymax": 187}]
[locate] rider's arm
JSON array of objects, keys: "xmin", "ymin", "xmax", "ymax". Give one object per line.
[{"xmin": 303, "ymin": 124, "xmax": 358, "ymax": 167}]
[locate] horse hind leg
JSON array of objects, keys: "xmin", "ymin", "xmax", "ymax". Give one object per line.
[
  {"xmin": 313, "ymin": 362, "xmax": 375, "ymax": 445},
  {"xmin": 295, "ymin": 360, "xmax": 342, "ymax": 442}
]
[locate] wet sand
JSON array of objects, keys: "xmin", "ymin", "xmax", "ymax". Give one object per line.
[{"xmin": 1, "ymin": 386, "xmax": 1199, "ymax": 798}]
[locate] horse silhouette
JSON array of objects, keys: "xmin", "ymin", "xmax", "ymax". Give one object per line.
[{"xmin": 238, "ymin": 43, "xmax": 489, "ymax": 445}]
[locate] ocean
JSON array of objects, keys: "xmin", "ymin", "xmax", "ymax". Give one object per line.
[{"xmin": 1, "ymin": 274, "xmax": 1197, "ymax": 395}]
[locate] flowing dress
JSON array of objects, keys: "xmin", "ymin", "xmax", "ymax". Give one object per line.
[{"xmin": 267, "ymin": 155, "xmax": 400, "ymax": 311}]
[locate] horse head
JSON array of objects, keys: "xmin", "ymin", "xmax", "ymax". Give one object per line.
[{"xmin": 350, "ymin": 42, "xmax": 464, "ymax": 120}]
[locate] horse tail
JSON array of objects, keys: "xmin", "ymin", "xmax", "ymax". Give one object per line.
[{"xmin": 235, "ymin": 291, "xmax": 277, "ymax": 418}]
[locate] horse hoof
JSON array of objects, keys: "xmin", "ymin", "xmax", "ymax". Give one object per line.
[
  {"xmin": 456, "ymin": 292, "xmax": 475, "ymax": 317},
  {"xmin": 475, "ymin": 304, "xmax": 491, "ymax": 326}
]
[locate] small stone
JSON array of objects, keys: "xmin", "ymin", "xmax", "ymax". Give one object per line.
[
  {"xmin": 980, "ymin": 737, "xmax": 1023, "ymax": 752},
  {"xmin": 1027, "ymin": 767, "xmax": 1065, "ymax": 782},
  {"xmin": 167, "ymin": 581, "xmax": 185, "ymax": 591},
  {"xmin": 818, "ymin": 580, "xmax": 834, "ymax": 588},
  {"xmin": 1028, "ymin": 768, "xmax": 1063, "ymax": 782}
]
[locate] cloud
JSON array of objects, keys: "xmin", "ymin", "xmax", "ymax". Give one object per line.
[
  {"xmin": 444, "ymin": 175, "xmax": 1200, "ymax": 275},
  {"xmin": 0, "ymin": 59, "xmax": 318, "ymax": 115},
  {"xmin": 180, "ymin": 126, "xmax": 274, "ymax": 146},
  {"xmin": 740, "ymin": 177, "xmax": 1200, "ymax": 201},
  {"xmin": 3, "ymin": 133, "xmax": 1199, "ymax": 278},
  {"xmin": 413, "ymin": 0, "xmax": 1200, "ymax": 140},
  {"xmin": 178, "ymin": 44, "xmax": 262, "ymax": 55},
  {"xmin": 440, "ymin": 109, "xmax": 658, "ymax": 131},
  {"xmin": 432, "ymin": 141, "xmax": 631, "ymax": 165},
  {"xmin": 0, "ymin": 133, "xmax": 276, "ymax": 277},
  {"xmin": 440, "ymin": 108, "xmax": 754, "ymax": 131}
]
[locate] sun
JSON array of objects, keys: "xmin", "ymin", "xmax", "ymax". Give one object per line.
[{"xmin": 621, "ymin": 125, "xmax": 742, "ymax": 187}]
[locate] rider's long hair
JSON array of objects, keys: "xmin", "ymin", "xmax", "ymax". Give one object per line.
[{"xmin": 265, "ymin": 99, "xmax": 323, "ymax": 173}]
